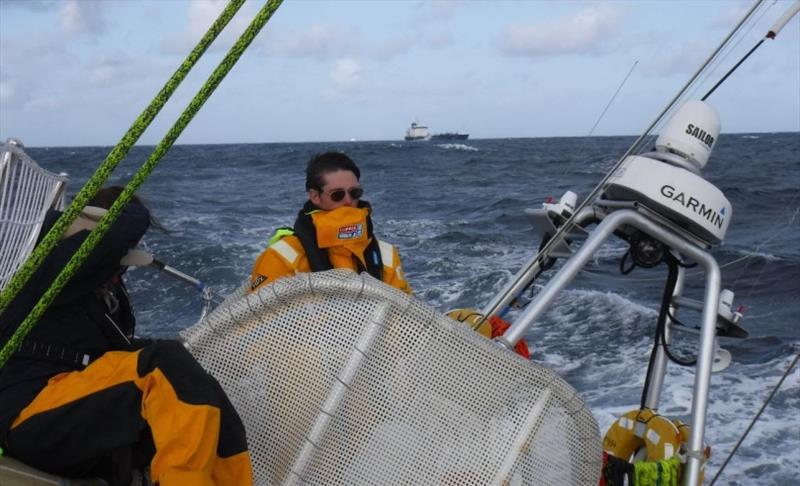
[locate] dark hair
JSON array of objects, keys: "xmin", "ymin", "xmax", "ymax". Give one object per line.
[{"xmin": 305, "ymin": 152, "xmax": 360, "ymax": 191}]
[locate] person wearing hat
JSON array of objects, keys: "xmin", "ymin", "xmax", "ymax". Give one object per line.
[
  {"xmin": 250, "ymin": 151, "xmax": 411, "ymax": 294},
  {"xmin": 0, "ymin": 187, "xmax": 253, "ymax": 486}
]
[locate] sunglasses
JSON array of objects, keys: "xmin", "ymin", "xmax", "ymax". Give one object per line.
[{"xmin": 322, "ymin": 186, "xmax": 364, "ymax": 202}]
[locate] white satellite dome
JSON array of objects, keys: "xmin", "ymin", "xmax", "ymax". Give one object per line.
[{"xmin": 654, "ymin": 100, "xmax": 721, "ymax": 171}]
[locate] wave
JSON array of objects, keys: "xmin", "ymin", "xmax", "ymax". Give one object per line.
[
  {"xmin": 727, "ymin": 249, "xmax": 784, "ymax": 262},
  {"xmin": 436, "ymin": 143, "xmax": 478, "ymax": 151}
]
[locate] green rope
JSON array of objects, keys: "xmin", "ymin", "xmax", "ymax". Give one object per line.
[
  {"xmin": 0, "ymin": 0, "xmax": 284, "ymax": 368},
  {"xmin": 0, "ymin": 0, "xmax": 245, "ymax": 317}
]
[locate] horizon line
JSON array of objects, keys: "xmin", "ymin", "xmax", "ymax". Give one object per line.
[{"xmin": 8, "ymin": 130, "xmax": 797, "ymax": 149}]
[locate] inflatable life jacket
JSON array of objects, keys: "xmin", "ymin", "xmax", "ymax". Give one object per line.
[
  {"xmin": 601, "ymin": 408, "xmax": 709, "ymax": 486},
  {"xmin": 293, "ymin": 201, "xmax": 383, "ymax": 281}
]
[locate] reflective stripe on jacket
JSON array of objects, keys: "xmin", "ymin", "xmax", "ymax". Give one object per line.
[{"xmin": 250, "ymin": 234, "xmax": 411, "ymax": 294}]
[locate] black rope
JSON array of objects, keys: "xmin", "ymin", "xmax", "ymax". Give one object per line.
[
  {"xmin": 709, "ymin": 351, "xmax": 800, "ymax": 485},
  {"xmin": 703, "ymin": 39, "xmax": 765, "ymax": 101}
]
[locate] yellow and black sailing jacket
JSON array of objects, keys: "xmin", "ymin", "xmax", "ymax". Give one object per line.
[
  {"xmin": 0, "ymin": 204, "xmax": 150, "ymax": 440},
  {"xmin": 250, "ymin": 201, "xmax": 411, "ymax": 294}
]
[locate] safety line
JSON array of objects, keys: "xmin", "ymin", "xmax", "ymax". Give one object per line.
[
  {"xmin": 708, "ymin": 351, "xmax": 800, "ymax": 485},
  {"xmin": 0, "ymin": 0, "xmax": 284, "ymax": 369}
]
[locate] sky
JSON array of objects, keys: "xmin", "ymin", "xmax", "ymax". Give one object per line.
[{"xmin": 0, "ymin": 0, "xmax": 798, "ymax": 147}]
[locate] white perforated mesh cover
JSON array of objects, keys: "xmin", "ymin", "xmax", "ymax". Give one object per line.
[
  {"xmin": 182, "ymin": 270, "xmax": 601, "ymax": 485},
  {"xmin": 0, "ymin": 142, "xmax": 68, "ymax": 290}
]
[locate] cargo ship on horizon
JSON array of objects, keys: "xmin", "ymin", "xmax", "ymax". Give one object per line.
[{"xmin": 404, "ymin": 121, "xmax": 468, "ymax": 141}]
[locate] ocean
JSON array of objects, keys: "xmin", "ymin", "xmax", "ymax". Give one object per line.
[{"xmin": 23, "ymin": 133, "xmax": 799, "ymax": 484}]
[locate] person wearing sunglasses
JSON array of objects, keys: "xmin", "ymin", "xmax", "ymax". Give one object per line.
[{"xmin": 249, "ymin": 151, "xmax": 411, "ymax": 294}]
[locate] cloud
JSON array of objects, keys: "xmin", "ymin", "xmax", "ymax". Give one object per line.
[
  {"xmin": 0, "ymin": 30, "xmax": 76, "ymax": 110},
  {"xmin": 322, "ymin": 57, "xmax": 363, "ymax": 100},
  {"xmin": 161, "ymin": 0, "xmax": 257, "ymax": 55},
  {"xmin": 498, "ymin": 4, "xmax": 622, "ymax": 57},
  {"xmin": 88, "ymin": 54, "xmax": 146, "ymax": 86},
  {"xmin": 0, "ymin": 0, "xmax": 52, "ymax": 12},
  {"xmin": 259, "ymin": 21, "xmax": 449, "ymax": 62},
  {"xmin": 639, "ymin": 39, "xmax": 710, "ymax": 77},
  {"xmin": 263, "ymin": 24, "xmax": 359, "ymax": 60},
  {"xmin": 708, "ymin": 2, "xmax": 752, "ymax": 30},
  {"xmin": 331, "ymin": 58, "xmax": 362, "ymax": 86},
  {"xmin": 425, "ymin": 30, "xmax": 453, "ymax": 49},
  {"xmin": 23, "ymin": 92, "xmax": 62, "ymax": 111},
  {"xmin": 60, "ymin": 0, "xmax": 106, "ymax": 36},
  {"xmin": 0, "ymin": 80, "xmax": 13, "ymax": 103},
  {"xmin": 369, "ymin": 33, "xmax": 415, "ymax": 60},
  {"xmin": 411, "ymin": 0, "xmax": 467, "ymax": 25}
]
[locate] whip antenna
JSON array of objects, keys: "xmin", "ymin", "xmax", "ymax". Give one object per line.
[
  {"xmin": 587, "ymin": 60, "xmax": 639, "ymax": 137},
  {"xmin": 703, "ymin": 1, "xmax": 800, "ymax": 100}
]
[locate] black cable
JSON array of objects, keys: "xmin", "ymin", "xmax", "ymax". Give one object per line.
[
  {"xmin": 641, "ymin": 254, "xmax": 698, "ymax": 408},
  {"xmin": 660, "ymin": 255, "xmax": 697, "ymax": 367},
  {"xmin": 640, "ymin": 255, "xmax": 679, "ymax": 408},
  {"xmin": 667, "ymin": 308, "xmax": 692, "ymax": 330},
  {"xmin": 660, "ymin": 322, "xmax": 697, "ymax": 366}
]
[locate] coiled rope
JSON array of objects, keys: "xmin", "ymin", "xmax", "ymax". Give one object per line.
[{"xmin": 0, "ymin": 0, "xmax": 284, "ymax": 368}]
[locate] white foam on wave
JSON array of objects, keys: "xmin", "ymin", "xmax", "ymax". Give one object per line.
[
  {"xmin": 518, "ymin": 289, "xmax": 658, "ymax": 386},
  {"xmin": 581, "ymin": 329, "xmax": 800, "ymax": 485},
  {"xmin": 698, "ymin": 356, "xmax": 800, "ymax": 483},
  {"xmin": 379, "ymin": 216, "xmax": 541, "ymax": 309},
  {"xmin": 436, "ymin": 143, "xmax": 478, "ymax": 151},
  {"xmin": 730, "ymin": 248, "xmax": 783, "ymax": 262},
  {"xmin": 589, "ymin": 241, "xmax": 628, "ymax": 262}
]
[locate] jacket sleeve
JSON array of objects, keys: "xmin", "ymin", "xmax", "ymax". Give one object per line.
[{"xmin": 249, "ymin": 243, "xmax": 297, "ymax": 292}]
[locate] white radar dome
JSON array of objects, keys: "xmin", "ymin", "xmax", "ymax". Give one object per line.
[{"xmin": 655, "ymin": 100, "xmax": 720, "ymax": 171}]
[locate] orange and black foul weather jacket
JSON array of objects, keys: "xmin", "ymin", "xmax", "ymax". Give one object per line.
[
  {"xmin": 250, "ymin": 200, "xmax": 412, "ymax": 294},
  {"xmin": 0, "ymin": 204, "xmax": 252, "ymax": 486}
]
